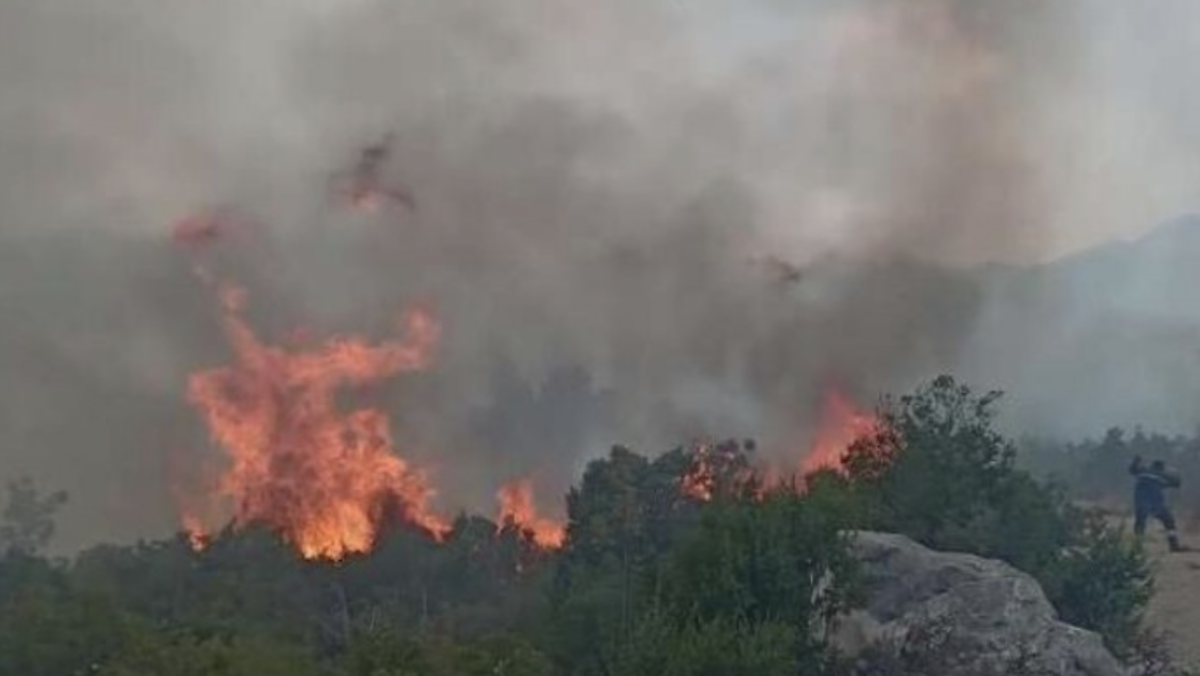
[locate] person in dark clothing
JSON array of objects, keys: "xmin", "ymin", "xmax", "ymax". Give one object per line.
[{"xmin": 1130, "ymin": 456, "xmax": 1184, "ymax": 552}]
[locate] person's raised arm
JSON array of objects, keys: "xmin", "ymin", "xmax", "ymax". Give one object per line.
[{"xmin": 1130, "ymin": 455, "xmax": 1144, "ymax": 475}]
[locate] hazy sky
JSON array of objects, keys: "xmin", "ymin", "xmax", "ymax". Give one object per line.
[
  {"xmin": 3, "ymin": 1, "xmax": 1200, "ymax": 551},
  {"xmin": 5, "ymin": 1, "xmax": 1198, "ymax": 256}
]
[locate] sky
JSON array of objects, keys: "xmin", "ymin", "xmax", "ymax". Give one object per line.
[{"xmin": 2, "ymin": 0, "xmax": 1200, "ymax": 550}]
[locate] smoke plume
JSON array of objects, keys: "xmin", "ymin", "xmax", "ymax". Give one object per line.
[{"xmin": 3, "ymin": 0, "xmax": 1200, "ymax": 550}]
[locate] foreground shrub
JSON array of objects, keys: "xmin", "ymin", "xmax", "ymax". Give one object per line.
[
  {"xmin": 552, "ymin": 449, "xmax": 858, "ymax": 675},
  {"xmin": 838, "ymin": 375, "xmax": 1153, "ymax": 653}
]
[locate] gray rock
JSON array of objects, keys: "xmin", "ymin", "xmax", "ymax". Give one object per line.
[{"xmin": 829, "ymin": 531, "xmax": 1126, "ymax": 676}]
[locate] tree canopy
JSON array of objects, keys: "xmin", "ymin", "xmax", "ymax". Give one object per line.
[{"xmin": 0, "ymin": 376, "xmax": 1172, "ymax": 674}]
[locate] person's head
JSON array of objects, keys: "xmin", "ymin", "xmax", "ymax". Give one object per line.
[{"xmin": 1151, "ymin": 459, "xmax": 1166, "ymax": 473}]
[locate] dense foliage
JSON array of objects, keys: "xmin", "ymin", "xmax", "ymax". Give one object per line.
[
  {"xmin": 826, "ymin": 376, "xmax": 1153, "ymax": 656},
  {"xmin": 0, "ymin": 376, "xmax": 1170, "ymax": 673},
  {"xmin": 552, "ymin": 451, "xmax": 857, "ymax": 675}
]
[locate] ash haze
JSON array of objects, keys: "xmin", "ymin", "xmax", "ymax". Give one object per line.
[{"xmin": 2, "ymin": 0, "xmax": 1200, "ymax": 551}]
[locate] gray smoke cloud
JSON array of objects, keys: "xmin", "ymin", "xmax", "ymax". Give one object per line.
[{"xmin": 3, "ymin": 0, "xmax": 1200, "ymax": 550}]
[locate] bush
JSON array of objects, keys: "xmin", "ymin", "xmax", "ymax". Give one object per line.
[
  {"xmin": 609, "ymin": 612, "xmax": 803, "ymax": 676},
  {"xmin": 338, "ymin": 625, "xmax": 552, "ymax": 676},
  {"xmin": 838, "ymin": 375, "xmax": 1153, "ymax": 652},
  {"xmin": 551, "ymin": 445, "xmax": 858, "ymax": 675},
  {"xmin": 101, "ymin": 631, "xmax": 322, "ymax": 676},
  {"xmin": 1039, "ymin": 509, "xmax": 1153, "ymax": 658}
]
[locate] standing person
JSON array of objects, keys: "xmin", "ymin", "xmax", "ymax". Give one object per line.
[{"xmin": 1130, "ymin": 455, "xmax": 1184, "ymax": 552}]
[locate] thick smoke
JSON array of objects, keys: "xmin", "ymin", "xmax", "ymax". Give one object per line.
[{"xmin": 3, "ymin": 0, "xmax": 1200, "ymax": 550}]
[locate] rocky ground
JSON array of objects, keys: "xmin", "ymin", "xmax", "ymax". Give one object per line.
[
  {"xmin": 1094, "ymin": 501, "xmax": 1200, "ymax": 670},
  {"xmin": 1141, "ymin": 523, "xmax": 1200, "ymax": 670},
  {"xmin": 834, "ymin": 531, "xmax": 1126, "ymax": 676},
  {"xmin": 829, "ymin": 522, "xmax": 1200, "ymax": 675}
]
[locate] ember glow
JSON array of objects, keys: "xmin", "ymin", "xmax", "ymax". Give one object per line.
[
  {"xmin": 182, "ymin": 278, "xmax": 449, "ymax": 561},
  {"xmin": 676, "ymin": 393, "xmax": 878, "ymax": 502},
  {"xmin": 801, "ymin": 390, "xmax": 878, "ymax": 477},
  {"xmin": 181, "ymin": 513, "xmax": 211, "ymax": 552},
  {"xmin": 496, "ymin": 478, "xmax": 566, "ymax": 549},
  {"xmin": 679, "ymin": 439, "xmax": 758, "ymax": 502},
  {"xmin": 680, "ymin": 441, "xmax": 718, "ymax": 502}
]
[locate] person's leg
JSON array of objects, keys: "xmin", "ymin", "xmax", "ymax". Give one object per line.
[
  {"xmin": 1134, "ymin": 502, "xmax": 1148, "ymax": 538},
  {"xmin": 1161, "ymin": 509, "xmax": 1183, "ymax": 552}
]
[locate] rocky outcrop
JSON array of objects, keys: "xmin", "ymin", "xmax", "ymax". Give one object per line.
[{"xmin": 831, "ymin": 532, "xmax": 1125, "ymax": 676}]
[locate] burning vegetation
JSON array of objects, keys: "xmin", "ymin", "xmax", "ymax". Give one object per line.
[
  {"xmin": 495, "ymin": 478, "xmax": 566, "ymax": 549},
  {"xmin": 178, "ymin": 266, "xmax": 877, "ymax": 561},
  {"xmin": 802, "ymin": 390, "xmax": 880, "ymax": 476},
  {"xmin": 6, "ymin": 372, "xmax": 1169, "ymax": 675},
  {"xmin": 164, "ymin": 136, "xmax": 880, "ymax": 563},
  {"xmin": 679, "ymin": 392, "xmax": 879, "ymax": 504},
  {"xmin": 679, "ymin": 439, "xmax": 759, "ymax": 502},
  {"xmin": 182, "ymin": 277, "xmax": 447, "ymax": 561}
]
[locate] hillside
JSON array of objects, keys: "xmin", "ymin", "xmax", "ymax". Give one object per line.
[{"xmin": 958, "ymin": 215, "xmax": 1200, "ymax": 438}]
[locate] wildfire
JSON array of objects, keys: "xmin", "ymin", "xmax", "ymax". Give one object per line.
[
  {"xmin": 181, "ymin": 513, "xmax": 211, "ymax": 552},
  {"xmin": 183, "ymin": 278, "xmax": 449, "ymax": 561},
  {"xmin": 496, "ymin": 479, "xmax": 566, "ymax": 549},
  {"xmin": 676, "ymin": 393, "xmax": 877, "ymax": 502},
  {"xmin": 801, "ymin": 390, "xmax": 878, "ymax": 477},
  {"xmin": 679, "ymin": 439, "xmax": 759, "ymax": 502},
  {"xmin": 680, "ymin": 440, "xmax": 718, "ymax": 502}
]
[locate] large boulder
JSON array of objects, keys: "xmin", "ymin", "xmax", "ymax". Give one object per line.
[{"xmin": 831, "ymin": 531, "xmax": 1126, "ymax": 676}]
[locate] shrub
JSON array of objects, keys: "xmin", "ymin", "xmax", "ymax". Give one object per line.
[{"xmin": 838, "ymin": 375, "xmax": 1153, "ymax": 652}]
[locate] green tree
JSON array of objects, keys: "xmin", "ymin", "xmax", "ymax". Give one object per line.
[
  {"xmin": 610, "ymin": 612, "xmax": 802, "ymax": 676},
  {"xmin": 1038, "ymin": 509, "xmax": 1153, "ymax": 658},
  {"xmin": 658, "ymin": 494, "xmax": 857, "ymax": 638},
  {"xmin": 552, "ymin": 441, "xmax": 856, "ymax": 675},
  {"xmin": 840, "ymin": 375, "xmax": 1152, "ymax": 653},
  {"xmin": 338, "ymin": 625, "xmax": 552, "ymax": 676},
  {"xmin": 0, "ymin": 477, "xmax": 67, "ymax": 557},
  {"xmin": 0, "ymin": 584, "xmax": 133, "ymax": 676},
  {"xmin": 101, "ymin": 631, "xmax": 322, "ymax": 676}
]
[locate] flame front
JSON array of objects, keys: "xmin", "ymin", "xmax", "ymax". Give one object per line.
[
  {"xmin": 673, "ymin": 393, "xmax": 876, "ymax": 502},
  {"xmin": 801, "ymin": 390, "xmax": 878, "ymax": 476},
  {"xmin": 496, "ymin": 479, "xmax": 565, "ymax": 549},
  {"xmin": 185, "ymin": 280, "xmax": 448, "ymax": 561}
]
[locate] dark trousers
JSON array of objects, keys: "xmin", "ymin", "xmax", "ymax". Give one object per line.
[{"xmin": 1134, "ymin": 502, "xmax": 1177, "ymax": 536}]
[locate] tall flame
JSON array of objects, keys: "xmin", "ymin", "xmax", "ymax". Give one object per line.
[
  {"xmin": 801, "ymin": 390, "xmax": 877, "ymax": 476},
  {"xmin": 495, "ymin": 478, "xmax": 566, "ymax": 550},
  {"xmin": 184, "ymin": 278, "xmax": 449, "ymax": 561}
]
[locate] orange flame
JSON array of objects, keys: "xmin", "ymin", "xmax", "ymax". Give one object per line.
[
  {"xmin": 181, "ymin": 513, "xmax": 211, "ymax": 552},
  {"xmin": 496, "ymin": 478, "xmax": 566, "ymax": 549},
  {"xmin": 679, "ymin": 439, "xmax": 760, "ymax": 502},
  {"xmin": 680, "ymin": 440, "xmax": 717, "ymax": 502},
  {"xmin": 184, "ymin": 278, "xmax": 449, "ymax": 561},
  {"xmin": 801, "ymin": 390, "xmax": 877, "ymax": 477}
]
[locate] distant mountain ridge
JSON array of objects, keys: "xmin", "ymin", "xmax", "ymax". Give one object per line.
[
  {"xmin": 959, "ymin": 214, "xmax": 1200, "ymax": 437},
  {"xmin": 1019, "ymin": 214, "xmax": 1200, "ymax": 323}
]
